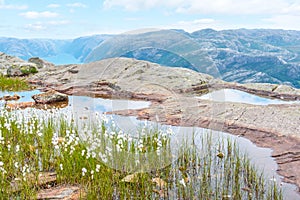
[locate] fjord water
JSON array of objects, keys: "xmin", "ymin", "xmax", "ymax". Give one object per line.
[
  {"xmin": 1, "ymin": 90, "xmax": 299, "ymax": 199},
  {"xmin": 198, "ymin": 89, "xmax": 300, "ymax": 105}
]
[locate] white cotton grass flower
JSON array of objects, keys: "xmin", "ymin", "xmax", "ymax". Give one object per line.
[
  {"xmin": 99, "ymin": 152, "xmax": 108, "ymax": 163},
  {"xmin": 91, "ymin": 152, "xmax": 96, "ymax": 158},
  {"xmin": 59, "ymin": 164, "xmax": 63, "ymax": 171},
  {"xmin": 7, "ymin": 144, "xmax": 11, "ymax": 151},
  {"xmin": 0, "ymin": 132, "xmax": 4, "ymax": 144},
  {"xmin": 91, "ymin": 170, "xmax": 94, "ymax": 180},
  {"xmin": 15, "ymin": 145, "xmax": 20, "ymax": 153},
  {"xmin": 81, "ymin": 150, "xmax": 86, "ymax": 157},
  {"xmin": 96, "ymin": 164, "xmax": 101, "ymax": 172},
  {"xmin": 14, "ymin": 162, "xmax": 19, "ymax": 169},
  {"xmin": 82, "ymin": 168, "xmax": 87, "ymax": 176},
  {"xmin": 179, "ymin": 178, "xmax": 186, "ymax": 187}
]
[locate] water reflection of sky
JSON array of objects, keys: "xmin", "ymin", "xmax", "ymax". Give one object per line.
[
  {"xmin": 0, "ymin": 90, "xmax": 41, "ymax": 102},
  {"xmin": 198, "ymin": 89, "xmax": 299, "ymax": 105},
  {"xmin": 70, "ymin": 95, "xmax": 150, "ymax": 113},
  {"xmin": 0, "ymin": 90, "xmax": 150, "ymax": 112}
]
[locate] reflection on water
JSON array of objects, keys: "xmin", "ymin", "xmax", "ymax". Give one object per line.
[
  {"xmin": 0, "ymin": 90, "xmax": 150, "ymax": 112},
  {"xmin": 0, "ymin": 90, "xmax": 41, "ymax": 103},
  {"xmin": 70, "ymin": 95, "xmax": 150, "ymax": 113},
  {"xmin": 198, "ymin": 89, "xmax": 300, "ymax": 105}
]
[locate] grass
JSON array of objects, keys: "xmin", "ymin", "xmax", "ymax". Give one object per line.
[
  {"xmin": 0, "ymin": 74, "xmax": 34, "ymax": 91},
  {"xmin": 0, "ymin": 107, "xmax": 283, "ymax": 199}
]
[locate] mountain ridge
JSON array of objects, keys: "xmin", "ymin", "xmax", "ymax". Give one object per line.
[{"xmin": 1, "ymin": 28, "xmax": 300, "ymax": 88}]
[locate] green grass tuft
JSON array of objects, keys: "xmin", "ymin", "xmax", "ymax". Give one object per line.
[{"xmin": 0, "ymin": 74, "xmax": 34, "ymax": 91}]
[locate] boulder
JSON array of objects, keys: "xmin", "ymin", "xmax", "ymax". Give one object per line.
[
  {"xmin": 32, "ymin": 90, "xmax": 68, "ymax": 104},
  {"xmin": 1, "ymin": 94, "xmax": 20, "ymax": 101},
  {"xmin": 7, "ymin": 63, "xmax": 38, "ymax": 77},
  {"xmin": 28, "ymin": 57, "xmax": 55, "ymax": 69}
]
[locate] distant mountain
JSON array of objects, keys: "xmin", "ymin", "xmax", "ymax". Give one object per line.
[
  {"xmin": 121, "ymin": 47, "xmax": 198, "ymax": 71},
  {"xmin": 86, "ymin": 29, "xmax": 300, "ymax": 88},
  {"xmin": 0, "ymin": 35, "xmax": 112, "ymax": 64},
  {"xmin": 0, "ymin": 38, "xmax": 68, "ymax": 61},
  {"xmin": 1, "ymin": 29, "xmax": 300, "ymax": 88},
  {"xmin": 65, "ymin": 34, "xmax": 111, "ymax": 62}
]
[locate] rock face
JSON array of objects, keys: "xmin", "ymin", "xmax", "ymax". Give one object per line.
[
  {"xmin": 28, "ymin": 57, "xmax": 55, "ymax": 69},
  {"xmin": 32, "ymin": 90, "xmax": 68, "ymax": 104},
  {"xmin": 29, "ymin": 58, "xmax": 213, "ymax": 100},
  {"xmin": 0, "ymin": 52, "xmax": 26, "ymax": 75}
]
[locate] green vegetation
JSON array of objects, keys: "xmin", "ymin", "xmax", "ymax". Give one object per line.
[
  {"xmin": 0, "ymin": 108, "xmax": 283, "ymax": 199},
  {"xmin": 19, "ymin": 65, "xmax": 38, "ymax": 75},
  {"xmin": 0, "ymin": 74, "xmax": 34, "ymax": 91}
]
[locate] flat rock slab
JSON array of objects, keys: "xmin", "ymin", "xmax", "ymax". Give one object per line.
[{"xmin": 37, "ymin": 185, "xmax": 85, "ymax": 200}]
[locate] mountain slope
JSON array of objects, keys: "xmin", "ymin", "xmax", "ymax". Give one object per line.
[
  {"xmin": 86, "ymin": 29, "xmax": 300, "ymax": 88},
  {"xmin": 0, "ymin": 35, "xmax": 112, "ymax": 64},
  {"xmin": 0, "ymin": 38, "xmax": 68, "ymax": 61}
]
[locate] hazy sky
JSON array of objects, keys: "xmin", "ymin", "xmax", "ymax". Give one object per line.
[{"xmin": 0, "ymin": 0, "xmax": 299, "ymax": 38}]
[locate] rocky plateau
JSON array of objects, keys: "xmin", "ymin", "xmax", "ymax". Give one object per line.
[{"xmin": 1, "ymin": 52, "xmax": 300, "ymax": 195}]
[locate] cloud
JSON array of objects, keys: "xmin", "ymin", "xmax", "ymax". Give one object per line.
[
  {"xmin": 67, "ymin": 2, "xmax": 87, "ymax": 8},
  {"xmin": 103, "ymin": 0, "xmax": 162, "ymax": 11},
  {"xmin": 124, "ymin": 17, "xmax": 141, "ymax": 21},
  {"xmin": 20, "ymin": 11, "xmax": 59, "ymax": 19},
  {"xmin": 262, "ymin": 15, "xmax": 300, "ymax": 30},
  {"xmin": 103, "ymin": 0, "xmax": 299, "ymax": 15},
  {"xmin": 25, "ymin": 23, "xmax": 46, "ymax": 31},
  {"xmin": 164, "ymin": 18, "xmax": 219, "ymax": 32},
  {"xmin": 178, "ymin": 19, "xmax": 216, "ymax": 25},
  {"xmin": 47, "ymin": 4, "xmax": 61, "ymax": 8},
  {"xmin": 25, "ymin": 20, "xmax": 70, "ymax": 32},
  {"xmin": 0, "ymin": 0, "xmax": 28, "ymax": 10},
  {"xmin": 48, "ymin": 20, "xmax": 70, "ymax": 25}
]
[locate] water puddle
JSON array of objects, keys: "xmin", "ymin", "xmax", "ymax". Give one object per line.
[
  {"xmin": 197, "ymin": 89, "xmax": 300, "ymax": 105},
  {"xmin": 0, "ymin": 90, "xmax": 150, "ymax": 112}
]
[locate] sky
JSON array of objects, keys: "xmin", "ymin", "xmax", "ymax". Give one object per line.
[{"xmin": 0, "ymin": 0, "xmax": 300, "ymax": 39}]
